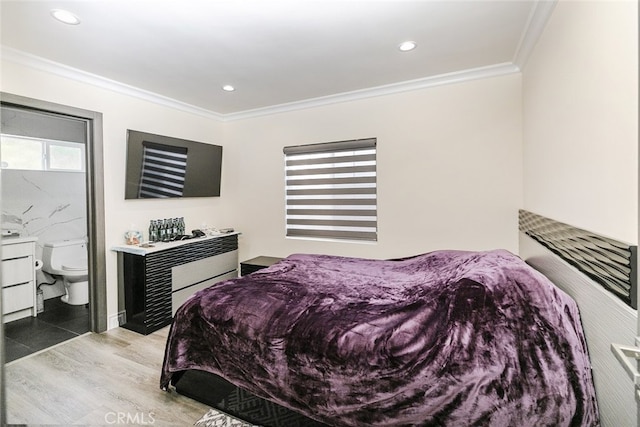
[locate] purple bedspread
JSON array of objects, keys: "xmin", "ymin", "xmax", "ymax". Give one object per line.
[{"xmin": 161, "ymin": 250, "xmax": 599, "ymax": 426}]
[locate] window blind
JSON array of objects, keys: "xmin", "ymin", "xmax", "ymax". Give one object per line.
[
  {"xmin": 1, "ymin": 105, "xmax": 87, "ymax": 143},
  {"xmin": 284, "ymin": 138, "xmax": 377, "ymax": 241},
  {"xmin": 138, "ymin": 141, "xmax": 188, "ymax": 198}
]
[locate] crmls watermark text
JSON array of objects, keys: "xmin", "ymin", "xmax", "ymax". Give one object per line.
[{"xmin": 104, "ymin": 412, "xmax": 156, "ymax": 425}]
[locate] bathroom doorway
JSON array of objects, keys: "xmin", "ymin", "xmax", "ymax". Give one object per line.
[{"xmin": 0, "ymin": 93, "xmax": 106, "ymax": 356}]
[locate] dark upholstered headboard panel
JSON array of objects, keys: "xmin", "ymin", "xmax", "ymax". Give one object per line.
[{"xmin": 519, "ymin": 209, "xmax": 637, "ymax": 309}]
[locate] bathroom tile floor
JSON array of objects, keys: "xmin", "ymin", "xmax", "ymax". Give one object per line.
[{"xmin": 4, "ymin": 297, "xmax": 90, "ymax": 363}]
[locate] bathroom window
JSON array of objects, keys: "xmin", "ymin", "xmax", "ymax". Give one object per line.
[{"xmin": 0, "ymin": 134, "xmax": 85, "ymax": 172}]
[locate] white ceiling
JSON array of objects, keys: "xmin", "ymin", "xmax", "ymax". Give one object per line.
[{"xmin": 0, "ymin": 0, "xmax": 554, "ymax": 120}]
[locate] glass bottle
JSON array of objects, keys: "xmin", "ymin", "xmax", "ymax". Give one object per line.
[
  {"xmin": 153, "ymin": 220, "xmax": 160, "ymax": 242},
  {"xmin": 160, "ymin": 219, "xmax": 168, "ymax": 242},
  {"xmin": 172, "ymin": 218, "xmax": 179, "ymax": 238},
  {"xmin": 166, "ymin": 219, "xmax": 173, "ymax": 241},
  {"xmin": 148, "ymin": 220, "xmax": 157, "ymax": 242}
]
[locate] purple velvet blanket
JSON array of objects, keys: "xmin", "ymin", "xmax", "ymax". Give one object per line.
[{"xmin": 161, "ymin": 250, "xmax": 599, "ymax": 426}]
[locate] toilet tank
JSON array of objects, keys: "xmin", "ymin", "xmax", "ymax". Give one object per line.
[{"xmin": 42, "ymin": 239, "xmax": 87, "ymax": 272}]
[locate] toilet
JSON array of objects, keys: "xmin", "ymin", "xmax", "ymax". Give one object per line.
[{"xmin": 42, "ymin": 239, "xmax": 89, "ymax": 305}]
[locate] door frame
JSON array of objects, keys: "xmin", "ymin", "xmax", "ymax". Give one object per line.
[{"xmin": 0, "ymin": 92, "xmax": 107, "ymax": 332}]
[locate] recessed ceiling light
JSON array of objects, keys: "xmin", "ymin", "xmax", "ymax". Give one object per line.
[
  {"xmin": 398, "ymin": 41, "xmax": 417, "ymax": 52},
  {"xmin": 222, "ymin": 85, "xmax": 235, "ymax": 92},
  {"xmin": 51, "ymin": 9, "xmax": 81, "ymax": 25}
]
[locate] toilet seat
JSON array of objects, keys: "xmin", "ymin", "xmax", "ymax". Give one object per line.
[
  {"xmin": 62, "ymin": 257, "xmax": 88, "ymax": 272},
  {"xmin": 62, "ymin": 262, "xmax": 87, "ymax": 271},
  {"xmin": 59, "ymin": 261, "xmax": 88, "ymax": 277}
]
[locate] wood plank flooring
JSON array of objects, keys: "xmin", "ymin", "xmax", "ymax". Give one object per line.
[{"xmin": 5, "ymin": 326, "xmax": 211, "ymax": 426}]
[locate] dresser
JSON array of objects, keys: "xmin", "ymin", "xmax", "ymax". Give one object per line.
[
  {"xmin": 2, "ymin": 236, "xmax": 38, "ymax": 323},
  {"xmin": 112, "ymin": 233, "xmax": 239, "ymax": 335}
]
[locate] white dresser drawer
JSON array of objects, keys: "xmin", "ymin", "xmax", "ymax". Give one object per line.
[
  {"xmin": 2, "ymin": 257, "xmax": 34, "ymax": 287},
  {"xmin": 172, "ymin": 250, "xmax": 238, "ymax": 292},
  {"xmin": 2, "ymin": 282, "xmax": 34, "ymax": 314},
  {"xmin": 172, "ymin": 270, "xmax": 237, "ymax": 315}
]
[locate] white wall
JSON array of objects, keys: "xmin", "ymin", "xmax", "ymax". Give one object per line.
[
  {"xmin": 226, "ymin": 74, "xmax": 523, "ymax": 260},
  {"xmin": 0, "ymin": 60, "xmax": 232, "ymax": 321},
  {"xmin": 523, "ymin": 0, "xmax": 638, "ymax": 244},
  {"xmin": 522, "ymin": 2, "xmax": 638, "ymax": 425},
  {"xmin": 1, "ymin": 54, "xmax": 523, "ymax": 326}
]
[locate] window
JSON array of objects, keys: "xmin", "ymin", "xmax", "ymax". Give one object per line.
[
  {"xmin": 0, "ymin": 134, "xmax": 85, "ymax": 172},
  {"xmin": 284, "ymin": 138, "xmax": 377, "ymax": 241}
]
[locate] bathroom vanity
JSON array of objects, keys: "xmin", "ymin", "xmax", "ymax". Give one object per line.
[
  {"xmin": 2, "ymin": 236, "xmax": 38, "ymax": 323},
  {"xmin": 112, "ymin": 232, "xmax": 239, "ymax": 335}
]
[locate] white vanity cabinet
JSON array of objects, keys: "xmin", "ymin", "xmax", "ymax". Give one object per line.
[{"xmin": 2, "ymin": 236, "xmax": 38, "ymax": 323}]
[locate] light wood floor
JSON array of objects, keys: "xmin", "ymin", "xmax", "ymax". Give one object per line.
[{"xmin": 5, "ymin": 326, "xmax": 211, "ymax": 426}]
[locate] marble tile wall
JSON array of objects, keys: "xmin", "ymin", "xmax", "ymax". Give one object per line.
[{"xmin": 2, "ymin": 169, "xmax": 87, "ymax": 298}]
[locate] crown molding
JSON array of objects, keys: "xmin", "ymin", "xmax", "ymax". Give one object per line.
[
  {"xmin": 512, "ymin": 0, "xmax": 557, "ymax": 69},
  {"xmin": 2, "ymin": 46, "xmax": 521, "ymax": 122},
  {"xmin": 225, "ymin": 63, "xmax": 520, "ymax": 121},
  {"xmin": 0, "ymin": 46, "xmax": 225, "ymax": 121}
]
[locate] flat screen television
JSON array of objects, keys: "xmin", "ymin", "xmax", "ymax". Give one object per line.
[{"xmin": 124, "ymin": 130, "xmax": 222, "ymax": 199}]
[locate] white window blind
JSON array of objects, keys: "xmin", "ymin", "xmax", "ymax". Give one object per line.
[
  {"xmin": 284, "ymin": 138, "xmax": 377, "ymax": 241},
  {"xmin": 0, "ymin": 104, "xmax": 87, "ymax": 172},
  {"xmin": 138, "ymin": 141, "xmax": 188, "ymax": 198}
]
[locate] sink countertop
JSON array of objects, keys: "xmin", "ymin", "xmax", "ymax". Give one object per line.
[{"xmin": 1, "ymin": 235, "xmax": 38, "ymax": 245}]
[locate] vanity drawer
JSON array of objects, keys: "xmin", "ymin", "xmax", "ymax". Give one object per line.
[
  {"xmin": 2, "ymin": 243, "xmax": 33, "ymax": 260},
  {"xmin": 2, "ymin": 282, "xmax": 34, "ymax": 314},
  {"xmin": 2, "ymin": 257, "xmax": 34, "ymax": 287}
]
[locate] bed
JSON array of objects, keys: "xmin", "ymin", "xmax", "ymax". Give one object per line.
[
  {"xmin": 161, "ymin": 245, "xmax": 599, "ymax": 426},
  {"xmin": 518, "ymin": 210, "xmax": 637, "ymax": 427}
]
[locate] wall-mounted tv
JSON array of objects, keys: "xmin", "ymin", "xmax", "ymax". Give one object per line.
[{"xmin": 124, "ymin": 130, "xmax": 222, "ymax": 199}]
